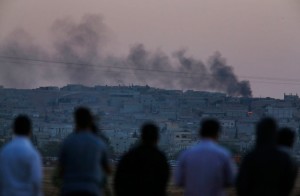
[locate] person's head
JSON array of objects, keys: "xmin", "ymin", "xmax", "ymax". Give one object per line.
[
  {"xmin": 256, "ymin": 117, "xmax": 278, "ymax": 147},
  {"xmin": 13, "ymin": 115, "xmax": 32, "ymax": 136},
  {"xmin": 278, "ymin": 127, "xmax": 295, "ymax": 148},
  {"xmin": 74, "ymin": 107, "xmax": 94, "ymax": 131},
  {"xmin": 141, "ymin": 122, "xmax": 159, "ymax": 145},
  {"xmin": 199, "ymin": 118, "xmax": 221, "ymax": 140}
]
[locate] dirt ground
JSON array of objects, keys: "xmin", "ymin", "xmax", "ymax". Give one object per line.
[{"xmin": 43, "ymin": 167, "xmax": 300, "ymax": 196}]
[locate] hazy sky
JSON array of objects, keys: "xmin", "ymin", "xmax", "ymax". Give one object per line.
[{"xmin": 0, "ymin": 0, "xmax": 300, "ymax": 98}]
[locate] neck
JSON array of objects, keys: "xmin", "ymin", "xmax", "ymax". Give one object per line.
[
  {"xmin": 14, "ymin": 135, "xmax": 29, "ymax": 138},
  {"xmin": 76, "ymin": 128, "xmax": 90, "ymax": 132},
  {"xmin": 142, "ymin": 142, "xmax": 156, "ymax": 147},
  {"xmin": 202, "ymin": 137, "xmax": 217, "ymax": 142}
]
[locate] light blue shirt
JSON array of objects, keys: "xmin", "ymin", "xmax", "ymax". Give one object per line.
[
  {"xmin": 175, "ymin": 139, "xmax": 236, "ymax": 196},
  {"xmin": 0, "ymin": 136, "xmax": 43, "ymax": 196}
]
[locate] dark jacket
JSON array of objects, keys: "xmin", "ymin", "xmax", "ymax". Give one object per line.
[
  {"xmin": 114, "ymin": 144, "xmax": 170, "ymax": 196},
  {"xmin": 236, "ymin": 145, "xmax": 297, "ymax": 196}
]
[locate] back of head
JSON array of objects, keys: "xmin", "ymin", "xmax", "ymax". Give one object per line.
[
  {"xmin": 278, "ymin": 127, "xmax": 295, "ymax": 148},
  {"xmin": 13, "ymin": 115, "xmax": 32, "ymax": 136},
  {"xmin": 200, "ymin": 118, "xmax": 221, "ymax": 139},
  {"xmin": 256, "ymin": 117, "xmax": 278, "ymax": 147},
  {"xmin": 74, "ymin": 107, "xmax": 93, "ymax": 131},
  {"xmin": 141, "ymin": 122, "xmax": 159, "ymax": 145}
]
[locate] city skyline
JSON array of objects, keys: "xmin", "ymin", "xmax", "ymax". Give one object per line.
[{"xmin": 1, "ymin": 0, "xmax": 300, "ymax": 98}]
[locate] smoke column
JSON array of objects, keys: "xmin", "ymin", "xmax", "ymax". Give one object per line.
[{"xmin": 0, "ymin": 14, "xmax": 252, "ymax": 97}]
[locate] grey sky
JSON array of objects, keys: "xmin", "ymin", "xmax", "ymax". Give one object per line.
[{"xmin": 0, "ymin": 0, "xmax": 300, "ymax": 98}]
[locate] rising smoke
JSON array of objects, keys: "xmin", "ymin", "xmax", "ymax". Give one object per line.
[{"xmin": 0, "ymin": 14, "xmax": 252, "ymax": 97}]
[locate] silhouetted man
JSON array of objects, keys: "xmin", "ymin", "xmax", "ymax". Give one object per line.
[
  {"xmin": 59, "ymin": 107, "xmax": 110, "ymax": 196},
  {"xmin": 0, "ymin": 115, "xmax": 43, "ymax": 196},
  {"xmin": 114, "ymin": 122, "xmax": 170, "ymax": 196},
  {"xmin": 236, "ymin": 118, "xmax": 297, "ymax": 196},
  {"xmin": 278, "ymin": 127, "xmax": 296, "ymax": 153},
  {"xmin": 278, "ymin": 127, "xmax": 298, "ymax": 187},
  {"xmin": 175, "ymin": 118, "xmax": 235, "ymax": 196}
]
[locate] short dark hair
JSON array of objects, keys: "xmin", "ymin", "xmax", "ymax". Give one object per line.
[
  {"xmin": 74, "ymin": 107, "xmax": 93, "ymax": 130},
  {"xmin": 200, "ymin": 118, "xmax": 221, "ymax": 138},
  {"xmin": 256, "ymin": 117, "xmax": 278, "ymax": 146},
  {"xmin": 13, "ymin": 115, "xmax": 32, "ymax": 136},
  {"xmin": 141, "ymin": 122, "xmax": 159, "ymax": 144},
  {"xmin": 278, "ymin": 127, "xmax": 295, "ymax": 148}
]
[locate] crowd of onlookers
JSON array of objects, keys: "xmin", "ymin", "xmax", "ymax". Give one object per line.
[{"xmin": 0, "ymin": 106, "xmax": 298, "ymax": 196}]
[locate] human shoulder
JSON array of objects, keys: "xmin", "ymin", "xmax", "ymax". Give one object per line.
[
  {"xmin": 177, "ymin": 147, "xmax": 193, "ymax": 161},
  {"xmin": 125, "ymin": 145, "xmax": 141, "ymax": 157},
  {"xmin": 156, "ymin": 147, "xmax": 167, "ymax": 158},
  {"xmin": 28, "ymin": 146, "xmax": 41, "ymax": 160},
  {"xmin": 0, "ymin": 139, "xmax": 13, "ymax": 149},
  {"xmin": 96, "ymin": 138, "xmax": 109, "ymax": 153},
  {"xmin": 60, "ymin": 132, "xmax": 81, "ymax": 152},
  {"xmin": 87, "ymin": 133, "xmax": 108, "ymax": 148},
  {"xmin": 275, "ymin": 147, "xmax": 295, "ymax": 164},
  {"xmin": 150, "ymin": 146, "xmax": 168, "ymax": 163},
  {"xmin": 121, "ymin": 145, "xmax": 148, "ymax": 162},
  {"xmin": 118, "ymin": 147, "xmax": 137, "ymax": 166},
  {"xmin": 2, "ymin": 138, "xmax": 31, "ymax": 151},
  {"xmin": 214, "ymin": 143, "xmax": 232, "ymax": 158},
  {"xmin": 20, "ymin": 139, "xmax": 41, "ymax": 159},
  {"xmin": 0, "ymin": 140, "xmax": 13, "ymax": 156},
  {"xmin": 277, "ymin": 146, "xmax": 293, "ymax": 157},
  {"xmin": 189, "ymin": 141, "xmax": 231, "ymax": 157},
  {"xmin": 240, "ymin": 149, "xmax": 257, "ymax": 166},
  {"xmin": 62, "ymin": 132, "xmax": 76, "ymax": 143}
]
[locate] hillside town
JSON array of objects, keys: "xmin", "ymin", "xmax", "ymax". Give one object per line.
[{"xmin": 0, "ymin": 84, "xmax": 300, "ymax": 162}]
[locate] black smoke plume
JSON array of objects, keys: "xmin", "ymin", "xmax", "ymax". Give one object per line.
[{"xmin": 0, "ymin": 14, "xmax": 252, "ymax": 97}]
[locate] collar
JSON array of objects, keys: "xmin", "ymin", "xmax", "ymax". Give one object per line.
[
  {"xmin": 13, "ymin": 135, "xmax": 30, "ymax": 139},
  {"xmin": 200, "ymin": 138, "xmax": 217, "ymax": 144},
  {"xmin": 12, "ymin": 135, "xmax": 31, "ymax": 143},
  {"xmin": 76, "ymin": 129, "xmax": 92, "ymax": 133}
]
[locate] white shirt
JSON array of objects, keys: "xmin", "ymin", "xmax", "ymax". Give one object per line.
[
  {"xmin": 0, "ymin": 136, "xmax": 43, "ymax": 196},
  {"xmin": 175, "ymin": 139, "xmax": 236, "ymax": 196}
]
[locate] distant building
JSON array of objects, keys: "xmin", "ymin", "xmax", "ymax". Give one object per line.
[
  {"xmin": 265, "ymin": 105, "xmax": 294, "ymax": 119},
  {"xmin": 284, "ymin": 93, "xmax": 299, "ymax": 102},
  {"xmin": 170, "ymin": 130, "xmax": 197, "ymax": 157}
]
